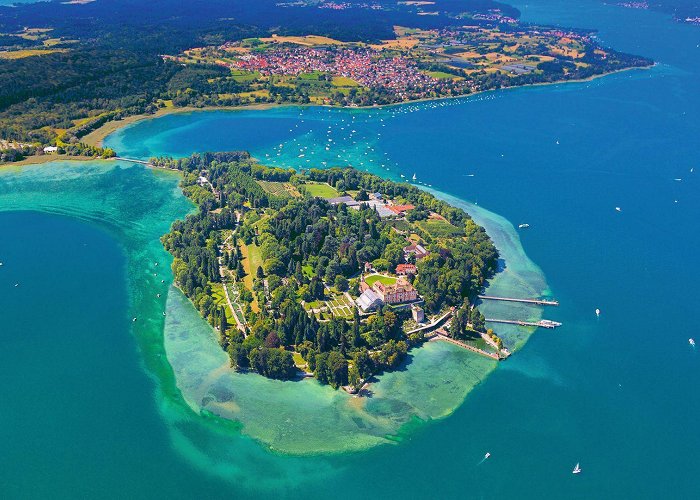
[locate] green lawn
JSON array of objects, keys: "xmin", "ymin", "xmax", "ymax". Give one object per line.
[
  {"xmin": 304, "ymin": 182, "xmax": 339, "ymax": 199},
  {"xmin": 425, "ymin": 70, "xmax": 460, "ymax": 80},
  {"xmin": 292, "ymin": 352, "xmax": 307, "ymax": 369},
  {"xmin": 364, "ymin": 274, "xmax": 397, "ymax": 287},
  {"xmin": 240, "ymin": 242, "xmax": 263, "ymax": 312},
  {"xmin": 297, "ymin": 71, "xmax": 324, "ymax": 81}
]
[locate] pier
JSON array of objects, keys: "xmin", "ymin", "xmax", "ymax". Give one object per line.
[
  {"xmin": 478, "ymin": 295, "xmax": 559, "ymax": 306},
  {"xmin": 485, "ymin": 318, "xmax": 562, "ymax": 329},
  {"xmin": 426, "ymin": 330, "xmax": 504, "ymax": 361}
]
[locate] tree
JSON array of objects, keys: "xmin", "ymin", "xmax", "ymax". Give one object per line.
[
  {"xmin": 353, "ymin": 349, "xmax": 374, "ymax": 380},
  {"xmin": 219, "ymin": 306, "xmax": 228, "ymax": 334},
  {"xmin": 334, "ymin": 275, "xmax": 349, "ymax": 292},
  {"xmin": 326, "ymin": 351, "xmax": 349, "ymax": 389},
  {"xmin": 351, "ymin": 308, "xmax": 362, "ymax": 348},
  {"xmin": 256, "ymin": 265, "xmax": 265, "ymax": 279},
  {"xmin": 265, "ymin": 331, "xmax": 281, "ymax": 348}
]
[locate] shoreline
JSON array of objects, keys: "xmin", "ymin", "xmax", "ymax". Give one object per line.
[
  {"xmin": 1, "ymin": 154, "xmax": 99, "ymax": 168},
  {"xmin": 84, "ymin": 63, "xmax": 653, "ymax": 148}
]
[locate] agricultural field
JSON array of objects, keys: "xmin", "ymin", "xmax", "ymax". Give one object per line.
[
  {"xmin": 230, "ymin": 70, "xmax": 260, "ymax": 83},
  {"xmin": 331, "ymin": 76, "xmax": 360, "ymax": 87},
  {"xmin": 0, "ymin": 48, "xmax": 67, "ymax": 59},
  {"xmin": 414, "ymin": 218, "xmax": 465, "ymax": 239},
  {"xmin": 257, "ymin": 180, "xmax": 301, "ymax": 198},
  {"xmin": 387, "ymin": 219, "xmax": 413, "ymax": 233}
]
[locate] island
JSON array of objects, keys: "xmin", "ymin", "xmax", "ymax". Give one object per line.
[{"xmin": 154, "ymin": 151, "xmax": 505, "ymax": 391}]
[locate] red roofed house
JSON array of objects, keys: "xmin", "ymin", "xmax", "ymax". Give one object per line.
[
  {"xmin": 396, "ymin": 263, "xmax": 417, "ymax": 276},
  {"xmin": 388, "ymin": 204, "xmax": 415, "ymax": 216}
]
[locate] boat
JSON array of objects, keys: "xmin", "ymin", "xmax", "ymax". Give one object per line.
[
  {"xmin": 484, "ymin": 452, "xmax": 491, "ymax": 459},
  {"xmin": 615, "ymin": 207, "xmax": 622, "ymax": 212},
  {"xmin": 690, "ymin": 338, "xmax": 695, "ymax": 347},
  {"xmin": 573, "ymin": 463, "xmax": 582, "ymax": 474},
  {"xmin": 412, "ymin": 173, "xmax": 417, "ymax": 181},
  {"xmin": 518, "ymin": 223, "xmax": 530, "ymax": 229},
  {"xmin": 596, "ymin": 308, "xmax": 600, "ymax": 317}
]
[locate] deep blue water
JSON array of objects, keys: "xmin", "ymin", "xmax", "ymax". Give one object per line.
[{"xmin": 0, "ymin": 211, "xmax": 227, "ymax": 498}]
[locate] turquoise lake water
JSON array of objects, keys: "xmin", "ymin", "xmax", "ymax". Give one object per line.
[{"xmin": 3, "ymin": 0, "xmax": 700, "ymax": 497}]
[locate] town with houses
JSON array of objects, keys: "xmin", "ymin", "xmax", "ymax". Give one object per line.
[{"xmin": 159, "ymin": 20, "xmax": 644, "ymax": 108}]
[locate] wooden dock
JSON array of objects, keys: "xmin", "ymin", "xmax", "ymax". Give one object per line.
[
  {"xmin": 485, "ymin": 318, "xmax": 562, "ymax": 329},
  {"xmin": 478, "ymin": 295, "xmax": 559, "ymax": 306}
]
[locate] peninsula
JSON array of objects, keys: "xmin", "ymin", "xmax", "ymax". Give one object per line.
[
  {"xmin": 0, "ymin": 0, "xmax": 652, "ymax": 164},
  {"xmin": 155, "ymin": 151, "xmax": 505, "ymax": 390}
]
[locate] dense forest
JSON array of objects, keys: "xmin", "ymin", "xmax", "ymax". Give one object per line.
[{"xmin": 158, "ymin": 152, "xmax": 499, "ymax": 387}]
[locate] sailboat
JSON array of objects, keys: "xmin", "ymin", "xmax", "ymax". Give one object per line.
[
  {"xmin": 596, "ymin": 308, "xmax": 600, "ymax": 317},
  {"xmin": 412, "ymin": 173, "xmax": 417, "ymax": 181},
  {"xmin": 689, "ymin": 338, "xmax": 695, "ymax": 347},
  {"xmin": 572, "ymin": 463, "xmax": 582, "ymax": 474}
]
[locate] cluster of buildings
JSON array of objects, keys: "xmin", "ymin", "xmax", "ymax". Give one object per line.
[
  {"xmin": 230, "ymin": 47, "xmax": 446, "ymax": 98},
  {"xmin": 328, "ymin": 191, "xmax": 416, "ymax": 218},
  {"xmin": 471, "ymin": 11, "xmax": 518, "ymax": 24}
]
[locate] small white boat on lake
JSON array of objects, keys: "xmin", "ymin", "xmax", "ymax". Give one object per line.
[
  {"xmin": 518, "ymin": 223, "xmax": 530, "ymax": 229},
  {"xmin": 689, "ymin": 338, "xmax": 695, "ymax": 347},
  {"xmin": 596, "ymin": 308, "xmax": 600, "ymax": 317},
  {"xmin": 573, "ymin": 463, "xmax": 582, "ymax": 474}
]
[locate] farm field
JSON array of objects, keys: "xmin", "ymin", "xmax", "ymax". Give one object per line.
[
  {"xmin": 414, "ymin": 218, "xmax": 465, "ymax": 239},
  {"xmin": 257, "ymin": 180, "xmax": 301, "ymax": 198}
]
